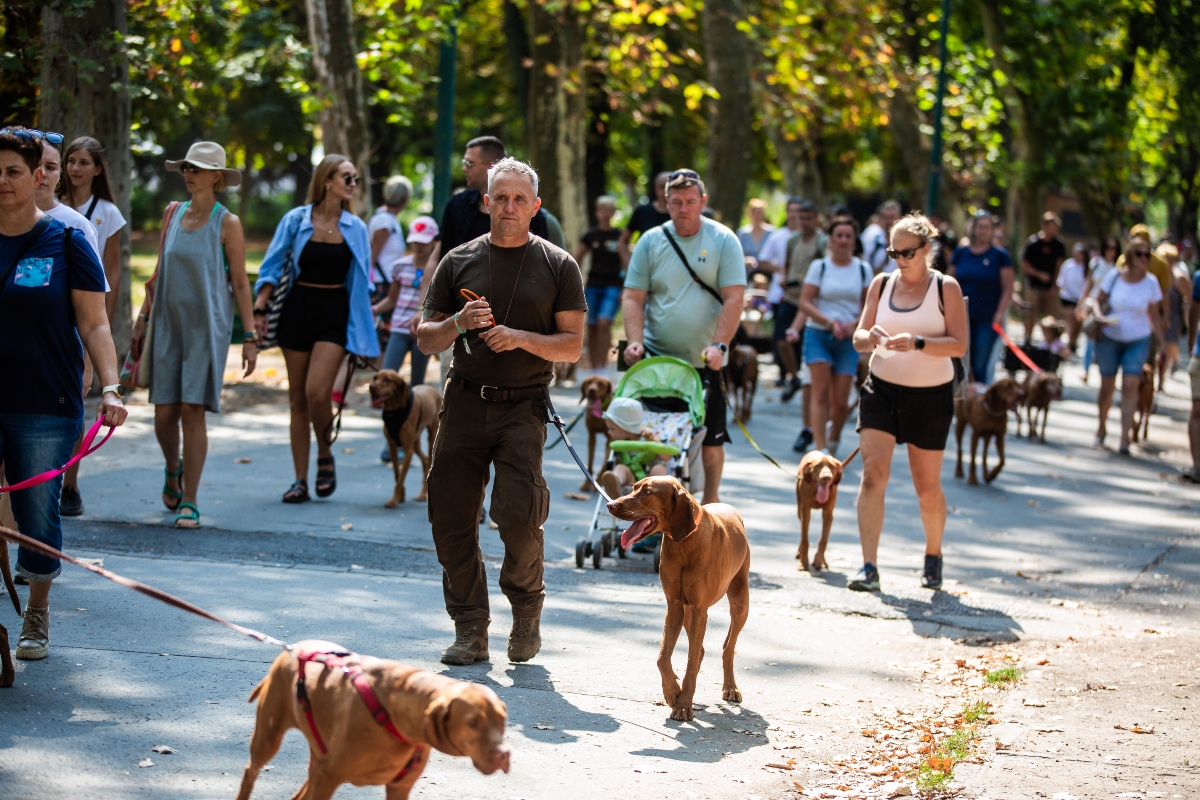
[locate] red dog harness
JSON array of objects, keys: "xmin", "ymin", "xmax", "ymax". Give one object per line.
[{"xmin": 294, "ymin": 647, "xmax": 426, "ymax": 782}]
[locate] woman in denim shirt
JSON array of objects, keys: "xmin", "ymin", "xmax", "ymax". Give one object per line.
[{"xmin": 254, "ymin": 155, "xmax": 380, "ymax": 502}]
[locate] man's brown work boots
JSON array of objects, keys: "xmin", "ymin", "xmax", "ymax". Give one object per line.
[
  {"xmin": 440, "ymin": 623, "xmax": 489, "ymax": 665},
  {"xmin": 508, "ymin": 616, "xmax": 541, "ymax": 662}
]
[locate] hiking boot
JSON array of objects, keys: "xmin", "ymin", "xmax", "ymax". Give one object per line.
[
  {"xmin": 847, "ymin": 563, "xmax": 880, "ymax": 592},
  {"xmin": 59, "ymin": 485, "xmax": 83, "ymax": 517},
  {"xmin": 508, "ymin": 616, "xmax": 541, "ymax": 663},
  {"xmin": 921, "ymin": 554, "xmax": 944, "ymax": 590},
  {"xmin": 16, "ymin": 606, "xmax": 49, "ymax": 660},
  {"xmin": 792, "ymin": 428, "xmax": 814, "ymax": 454},
  {"xmin": 780, "ymin": 376, "xmax": 802, "ymax": 403},
  {"xmin": 440, "ymin": 624, "xmax": 489, "ymax": 665}
]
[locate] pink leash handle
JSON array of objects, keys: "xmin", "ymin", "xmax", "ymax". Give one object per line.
[
  {"xmin": 0, "ymin": 417, "xmax": 114, "ymax": 494},
  {"xmin": 992, "ymin": 321, "xmax": 1045, "ymax": 376}
]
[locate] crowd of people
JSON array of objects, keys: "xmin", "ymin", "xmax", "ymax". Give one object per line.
[{"xmin": 2, "ymin": 119, "xmax": 1199, "ymax": 669}]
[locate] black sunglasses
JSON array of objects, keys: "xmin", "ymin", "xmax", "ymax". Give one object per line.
[
  {"xmin": 179, "ymin": 163, "xmax": 210, "ymax": 174},
  {"xmin": 887, "ymin": 245, "xmax": 926, "ymax": 261},
  {"xmin": 342, "ymin": 174, "xmax": 358, "ymax": 186},
  {"xmin": 0, "ymin": 127, "xmax": 64, "ymax": 145},
  {"xmin": 667, "ymin": 169, "xmax": 700, "ymax": 184},
  {"xmin": 1131, "ymin": 250, "xmax": 1150, "ymax": 258}
]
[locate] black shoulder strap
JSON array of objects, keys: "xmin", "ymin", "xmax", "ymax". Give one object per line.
[
  {"xmin": 936, "ymin": 271, "xmax": 945, "ymax": 314},
  {"xmin": 0, "ymin": 215, "xmax": 52, "ymax": 298},
  {"xmin": 84, "ymin": 195, "xmax": 100, "ymax": 221},
  {"xmin": 661, "ymin": 228, "xmax": 724, "ymax": 305},
  {"xmin": 875, "ymin": 269, "xmax": 895, "ymax": 305}
]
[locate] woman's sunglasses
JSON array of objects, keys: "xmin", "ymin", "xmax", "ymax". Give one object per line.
[
  {"xmin": 1132, "ymin": 250, "xmax": 1150, "ymax": 258},
  {"xmin": 0, "ymin": 127, "xmax": 64, "ymax": 145},
  {"xmin": 886, "ymin": 245, "xmax": 926, "ymax": 261},
  {"xmin": 342, "ymin": 174, "xmax": 358, "ymax": 186},
  {"xmin": 179, "ymin": 163, "xmax": 211, "ymax": 174}
]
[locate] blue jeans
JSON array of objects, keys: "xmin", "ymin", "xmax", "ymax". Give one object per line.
[
  {"xmin": 383, "ymin": 331, "xmax": 429, "ymax": 385},
  {"xmin": 1095, "ymin": 333, "xmax": 1151, "ymax": 378},
  {"xmin": 970, "ymin": 319, "xmax": 1001, "ymax": 384},
  {"xmin": 585, "ymin": 285, "xmax": 622, "ymax": 324},
  {"xmin": 0, "ymin": 413, "xmax": 82, "ymax": 581},
  {"xmin": 803, "ymin": 327, "xmax": 859, "ymax": 375}
]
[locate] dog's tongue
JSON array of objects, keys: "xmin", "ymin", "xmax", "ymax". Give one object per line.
[
  {"xmin": 816, "ymin": 483, "xmax": 831, "ymax": 505},
  {"xmin": 588, "ymin": 397, "xmax": 604, "ymax": 418},
  {"xmin": 620, "ymin": 517, "xmax": 654, "ymax": 550}
]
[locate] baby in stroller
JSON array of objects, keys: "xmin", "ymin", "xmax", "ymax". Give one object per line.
[{"xmin": 598, "ymin": 398, "xmax": 680, "ymax": 551}]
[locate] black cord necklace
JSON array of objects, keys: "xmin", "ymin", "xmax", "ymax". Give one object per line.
[{"xmin": 488, "ymin": 235, "xmax": 532, "ymax": 328}]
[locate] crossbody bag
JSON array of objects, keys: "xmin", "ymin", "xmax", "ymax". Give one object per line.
[{"xmin": 661, "ymin": 228, "xmax": 748, "ymax": 347}]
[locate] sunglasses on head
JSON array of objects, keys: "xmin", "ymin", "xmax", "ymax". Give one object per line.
[
  {"xmin": 887, "ymin": 245, "xmax": 926, "ymax": 261},
  {"xmin": 667, "ymin": 169, "xmax": 700, "ymax": 185},
  {"xmin": 0, "ymin": 127, "xmax": 64, "ymax": 145}
]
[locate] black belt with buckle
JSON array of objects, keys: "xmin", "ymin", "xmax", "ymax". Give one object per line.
[{"xmin": 452, "ymin": 373, "xmax": 547, "ymax": 402}]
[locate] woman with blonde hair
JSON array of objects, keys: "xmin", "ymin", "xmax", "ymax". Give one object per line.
[
  {"xmin": 850, "ymin": 212, "xmax": 969, "ymax": 593},
  {"xmin": 254, "ymin": 154, "xmax": 379, "ymax": 503},
  {"xmin": 131, "ymin": 142, "xmax": 259, "ymax": 528}
]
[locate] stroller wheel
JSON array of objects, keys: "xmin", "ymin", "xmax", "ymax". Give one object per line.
[
  {"xmin": 575, "ymin": 538, "xmax": 586, "ymax": 569},
  {"xmin": 592, "ymin": 539, "xmax": 603, "ymax": 569},
  {"xmin": 617, "ymin": 542, "xmax": 627, "ymax": 559},
  {"xmin": 653, "ymin": 546, "xmax": 661, "ymax": 574},
  {"xmin": 601, "ymin": 531, "xmax": 613, "ymax": 558}
]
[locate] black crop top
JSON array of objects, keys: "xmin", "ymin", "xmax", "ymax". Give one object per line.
[{"xmin": 297, "ymin": 240, "xmax": 353, "ymax": 286}]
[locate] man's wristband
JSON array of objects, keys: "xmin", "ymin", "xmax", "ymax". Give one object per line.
[{"xmin": 453, "ymin": 312, "xmax": 467, "ymax": 335}]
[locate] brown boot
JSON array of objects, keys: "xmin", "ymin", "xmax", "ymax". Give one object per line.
[
  {"xmin": 507, "ymin": 616, "xmax": 541, "ymax": 663},
  {"xmin": 440, "ymin": 623, "xmax": 489, "ymax": 665}
]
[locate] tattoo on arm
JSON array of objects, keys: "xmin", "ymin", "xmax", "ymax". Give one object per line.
[{"xmin": 423, "ymin": 309, "xmax": 449, "ymax": 321}]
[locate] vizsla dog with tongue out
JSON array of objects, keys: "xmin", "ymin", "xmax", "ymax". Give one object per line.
[
  {"xmin": 607, "ymin": 476, "xmax": 750, "ymax": 721},
  {"xmin": 795, "ymin": 447, "xmax": 859, "ymax": 571},
  {"xmin": 579, "ymin": 375, "xmax": 614, "ymax": 492}
]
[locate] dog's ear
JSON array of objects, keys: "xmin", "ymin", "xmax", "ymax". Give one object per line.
[
  {"xmin": 799, "ymin": 461, "xmax": 814, "ymax": 483},
  {"xmin": 666, "ymin": 483, "xmax": 700, "ymax": 542},
  {"xmin": 423, "ymin": 695, "xmax": 466, "ymax": 757}
]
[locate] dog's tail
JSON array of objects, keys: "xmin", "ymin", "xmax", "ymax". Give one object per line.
[
  {"xmin": 0, "ymin": 525, "xmax": 20, "ymax": 617},
  {"xmin": 839, "ymin": 447, "xmax": 861, "ymax": 469}
]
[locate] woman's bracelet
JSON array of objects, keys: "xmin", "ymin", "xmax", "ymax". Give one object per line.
[{"xmin": 243, "ymin": 333, "xmax": 257, "ymax": 343}]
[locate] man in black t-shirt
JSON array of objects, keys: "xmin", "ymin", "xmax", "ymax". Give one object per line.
[
  {"xmin": 418, "ymin": 158, "xmax": 587, "ymax": 667},
  {"xmin": 1020, "ymin": 211, "xmax": 1066, "ymax": 339},
  {"xmin": 618, "ymin": 171, "xmax": 670, "ymax": 268},
  {"xmin": 574, "ymin": 195, "xmax": 622, "ymax": 372}
]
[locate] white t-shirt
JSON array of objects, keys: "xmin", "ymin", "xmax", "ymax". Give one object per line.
[
  {"xmin": 861, "ymin": 223, "xmax": 893, "ymax": 273},
  {"xmin": 75, "ymin": 196, "xmax": 126, "ymax": 248},
  {"xmin": 1089, "ymin": 257, "xmax": 1116, "ymax": 298},
  {"xmin": 803, "ymin": 257, "xmax": 873, "ymax": 329},
  {"xmin": 45, "ymin": 202, "xmax": 108, "ymax": 291},
  {"xmin": 1100, "ymin": 270, "xmax": 1162, "ymax": 343},
  {"xmin": 757, "ymin": 227, "xmax": 795, "ymax": 273},
  {"xmin": 368, "ymin": 208, "xmax": 405, "ymax": 285},
  {"xmin": 1057, "ymin": 258, "xmax": 1088, "ymax": 302}
]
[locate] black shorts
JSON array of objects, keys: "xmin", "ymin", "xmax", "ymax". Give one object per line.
[
  {"xmin": 701, "ymin": 367, "xmax": 728, "ymax": 446},
  {"xmin": 857, "ymin": 375, "xmax": 953, "ymax": 451},
  {"xmin": 277, "ymin": 285, "xmax": 349, "ymax": 352}
]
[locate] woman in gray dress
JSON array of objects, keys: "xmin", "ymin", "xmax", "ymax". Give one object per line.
[{"xmin": 130, "ymin": 142, "xmax": 258, "ymax": 528}]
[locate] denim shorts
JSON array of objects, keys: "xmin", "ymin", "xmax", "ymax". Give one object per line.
[
  {"xmin": 1095, "ymin": 333, "xmax": 1150, "ymax": 378},
  {"xmin": 803, "ymin": 326, "xmax": 859, "ymax": 375},
  {"xmin": 0, "ymin": 412, "xmax": 82, "ymax": 581},
  {"xmin": 585, "ymin": 285, "xmax": 622, "ymax": 324}
]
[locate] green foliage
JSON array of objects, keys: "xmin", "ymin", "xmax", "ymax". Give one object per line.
[
  {"xmin": 984, "ymin": 666, "xmax": 1022, "ymax": 686},
  {"xmin": 960, "ymin": 700, "xmax": 990, "ymax": 723}
]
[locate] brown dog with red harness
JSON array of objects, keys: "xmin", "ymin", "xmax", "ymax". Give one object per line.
[
  {"xmin": 237, "ymin": 640, "xmax": 510, "ymax": 800},
  {"xmin": 607, "ymin": 477, "xmax": 750, "ymax": 722},
  {"xmin": 795, "ymin": 447, "xmax": 860, "ymax": 571},
  {"xmin": 579, "ymin": 374, "xmax": 614, "ymax": 492}
]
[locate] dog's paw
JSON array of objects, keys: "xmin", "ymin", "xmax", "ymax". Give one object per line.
[
  {"xmin": 414, "ymin": 491, "xmax": 428, "ymax": 502},
  {"xmin": 812, "ymin": 557, "xmax": 827, "ymax": 571},
  {"xmin": 967, "ymin": 475, "xmax": 979, "ymax": 486},
  {"xmin": 0, "ymin": 669, "xmax": 13, "ymax": 689},
  {"xmin": 954, "ymin": 467, "xmax": 964, "ymax": 479},
  {"xmin": 722, "ymin": 686, "xmax": 742, "ymax": 703},
  {"xmin": 669, "ymin": 704, "xmax": 695, "ymax": 721},
  {"xmin": 385, "ymin": 497, "xmax": 401, "ymax": 509}
]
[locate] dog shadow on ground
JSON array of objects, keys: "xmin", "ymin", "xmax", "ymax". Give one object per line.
[{"xmin": 630, "ymin": 702, "xmax": 770, "ymax": 763}]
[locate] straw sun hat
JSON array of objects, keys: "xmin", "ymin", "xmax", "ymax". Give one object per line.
[{"xmin": 165, "ymin": 141, "xmax": 242, "ymax": 187}]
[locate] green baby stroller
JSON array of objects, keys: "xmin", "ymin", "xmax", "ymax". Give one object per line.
[{"xmin": 576, "ymin": 356, "xmax": 707, "ymax": 571}]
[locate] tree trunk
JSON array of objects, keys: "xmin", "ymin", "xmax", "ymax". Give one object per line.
[
  {"xmin": 585, "ymin": 74, "xmax": 611, "ymax": 226},
  {"xmin": 0, "ymin": 0, "xmax": 40, "ymax": 124},
  {"xmin": 40, "ymin": 0, "xmax": 133, "ymax": 360},
  {"xmin": 305, "ymin": 0, "xmax": 371, "ymax": 215},
  {"xmin": 703, "ymin": 0, "xmax": 752, "ymax": 227},
  {"xmin": 503, "ymin": 1, "xmax": 532, "ymax": 126},
  {"xmin": 528, "ymin": 0, "xmax": 588, "ymax": 249}
]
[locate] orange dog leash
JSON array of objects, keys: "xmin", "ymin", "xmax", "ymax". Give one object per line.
[{"xmin": 992, "ymin": 321, "xmax": 1045, "ymax": 375}]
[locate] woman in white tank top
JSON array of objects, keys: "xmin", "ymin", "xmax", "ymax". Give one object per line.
[{"xmin": 847, "ymin": 214, "xmax": 969, "ymax": 594}]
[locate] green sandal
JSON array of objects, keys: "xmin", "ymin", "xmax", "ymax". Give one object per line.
[
  {"xmin": 162, "ymin": 463, "xmax": 184, "ymax": 511},
  {"xmin": 174, "ymin": 502, "xmax": 200, "ymax": 529}
]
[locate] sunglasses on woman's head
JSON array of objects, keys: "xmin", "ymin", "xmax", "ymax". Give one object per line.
[
  {"xmin": 887, "ymin": 245, "xmax": 925, "ymax": 261},
  {"xmin": 0, "ymin": 127, "xmax": 64, "ymax": 145}
]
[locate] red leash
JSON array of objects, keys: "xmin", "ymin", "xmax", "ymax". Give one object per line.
[
  {"xmin": 0, "ymin": 417, "xmax": 114, "ymax": 494},
  {"xmin": 992, "ymin": 322, "xmax": 1045, "ymax": 375}
]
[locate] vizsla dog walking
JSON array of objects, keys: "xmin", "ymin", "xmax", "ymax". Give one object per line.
[
  {"xmin": 794, "ymin": 447, "xmax": 859, "ymax": 571},
  {"xmin": 369, "ymin": 370, "xmax": 441, "ymax": 507},
  {"xmin": 237, "ymin": 641, "xmax": 510, "ymax": 800},
  {"xmin": 579, "ymin": 374, "xmax": 614, "ymax": 491},
  {"xmin": 607, "ymin": 477, "xmax": 750, "ymax": 721},
  {"xmin": 954, "ymin": 377, "xmax": 1022, "ymax": 485}
]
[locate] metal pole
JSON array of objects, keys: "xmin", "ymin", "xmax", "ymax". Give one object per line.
[
  {"xmin": 925, "ymin": 0, "xmax": 951, "ymax": 216},
  {"xmin": 432, "ymin": 11, "xmax": 459, "ymax": 221}
]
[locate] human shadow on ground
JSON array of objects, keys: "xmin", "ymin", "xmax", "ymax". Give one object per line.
[{"xmin": 629, "ymin": 702, "xmax": 770, "ymax": 763}]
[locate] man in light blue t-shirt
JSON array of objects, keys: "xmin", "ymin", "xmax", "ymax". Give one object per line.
[{"xmin": 622, "ymin": 169, "xmax": 746, "ymax": 505}]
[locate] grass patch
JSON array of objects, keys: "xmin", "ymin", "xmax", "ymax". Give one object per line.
[
  {"xmin": 916, "ymin": 763, "xmax": 953, "ymax": 793},
  {"xmin": 961, "ymin": 700, "xmax": 990, "ymax": 723},
  {"xmin": 916, "ymin": 728, "xmax": 978, "ymax": 794},
  {"xmin": 984, "ymin": 666, "xmax": 1022, "ymax": 686}
]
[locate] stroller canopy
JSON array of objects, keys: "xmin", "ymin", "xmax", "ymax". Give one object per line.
[{"xmin": 614, "ymin": 356, "xmax": 706, "ymax": 429}]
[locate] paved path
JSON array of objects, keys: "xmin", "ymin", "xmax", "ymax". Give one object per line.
[{"xmin": 0, "ymin": 357, "xmax": 1196, "ymax": 799}]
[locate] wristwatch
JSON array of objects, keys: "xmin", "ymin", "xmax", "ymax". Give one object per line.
[
  {"xmin": 712, "ymin": 342, "xmax": 728, "ymax": 356},
  {"xmin": 915, "ymin": 336, "xmax": 926, "ymax": 351},
  {"xmin": 101, "ymin": 384, "xmax": 125, "ymax": 399}
]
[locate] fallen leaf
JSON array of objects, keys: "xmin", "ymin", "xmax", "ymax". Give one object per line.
[
  {"xmin": 1037, "ymin": 659, "xmax": 1050, "ymax": 666},
  {"xmin": 1143, "ymin": 628, "xmax": 1159, "ymax": 634},
  {"xmin": 885, "ymin": 783, "xmax": 913, "ymax": 798},
  {"xmin": 150, "ymin": 745, "xmax": 177, "ymax": 754},
  {"xmin": 340, "ymin": 523, "xmax": 353, "ymax": 530},
  {"xmin": 792, "ymin": 782, "xmax": 804, "ymax": 792},
  {"xmin": 1027, "ymin": 499, "xmax": 1039, "ymax": 506},
  {"xmin": 234, "ymin": 457, "xmax": 252, "ymax": 464},
  {"xmin": 137, "ymin": 758, "xmax": 154, "ymax": 768},
  {"xmin": 956, "ymin": 659, "xmax": 967, "ymax": 668},
  {"xmin": 861, "ymin": 728, "xmax": 879, "ymax": 736},
  {"xmin": 564, "ymin": 492, "xmax": 590, "ymax": 501},
  {"xmin": 1114, "ymin": 724, "xmax": 1154, "ymax": 734},
  {"xmin": 1022, "ymin": 698, "xmax": 1046, "ymax": 707},
  {"xmin": 919, "ymin": 733, "xmax": 932, "ymax": 742},
  {"xmin": 924, "ymin": 756, "xmax": 952, "ymax": 772},
  {"xmin": 1035, "ymin": 727, "xmax": 1064, "ymax": 733},
  {"xmin": 765, "ymin": 762, "xmax": 794, "ymax": 770}
]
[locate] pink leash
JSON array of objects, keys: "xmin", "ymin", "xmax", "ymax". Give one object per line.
[{"xmin": 0, "ymin": 417, "xmax": 114, "ymax": 494}]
